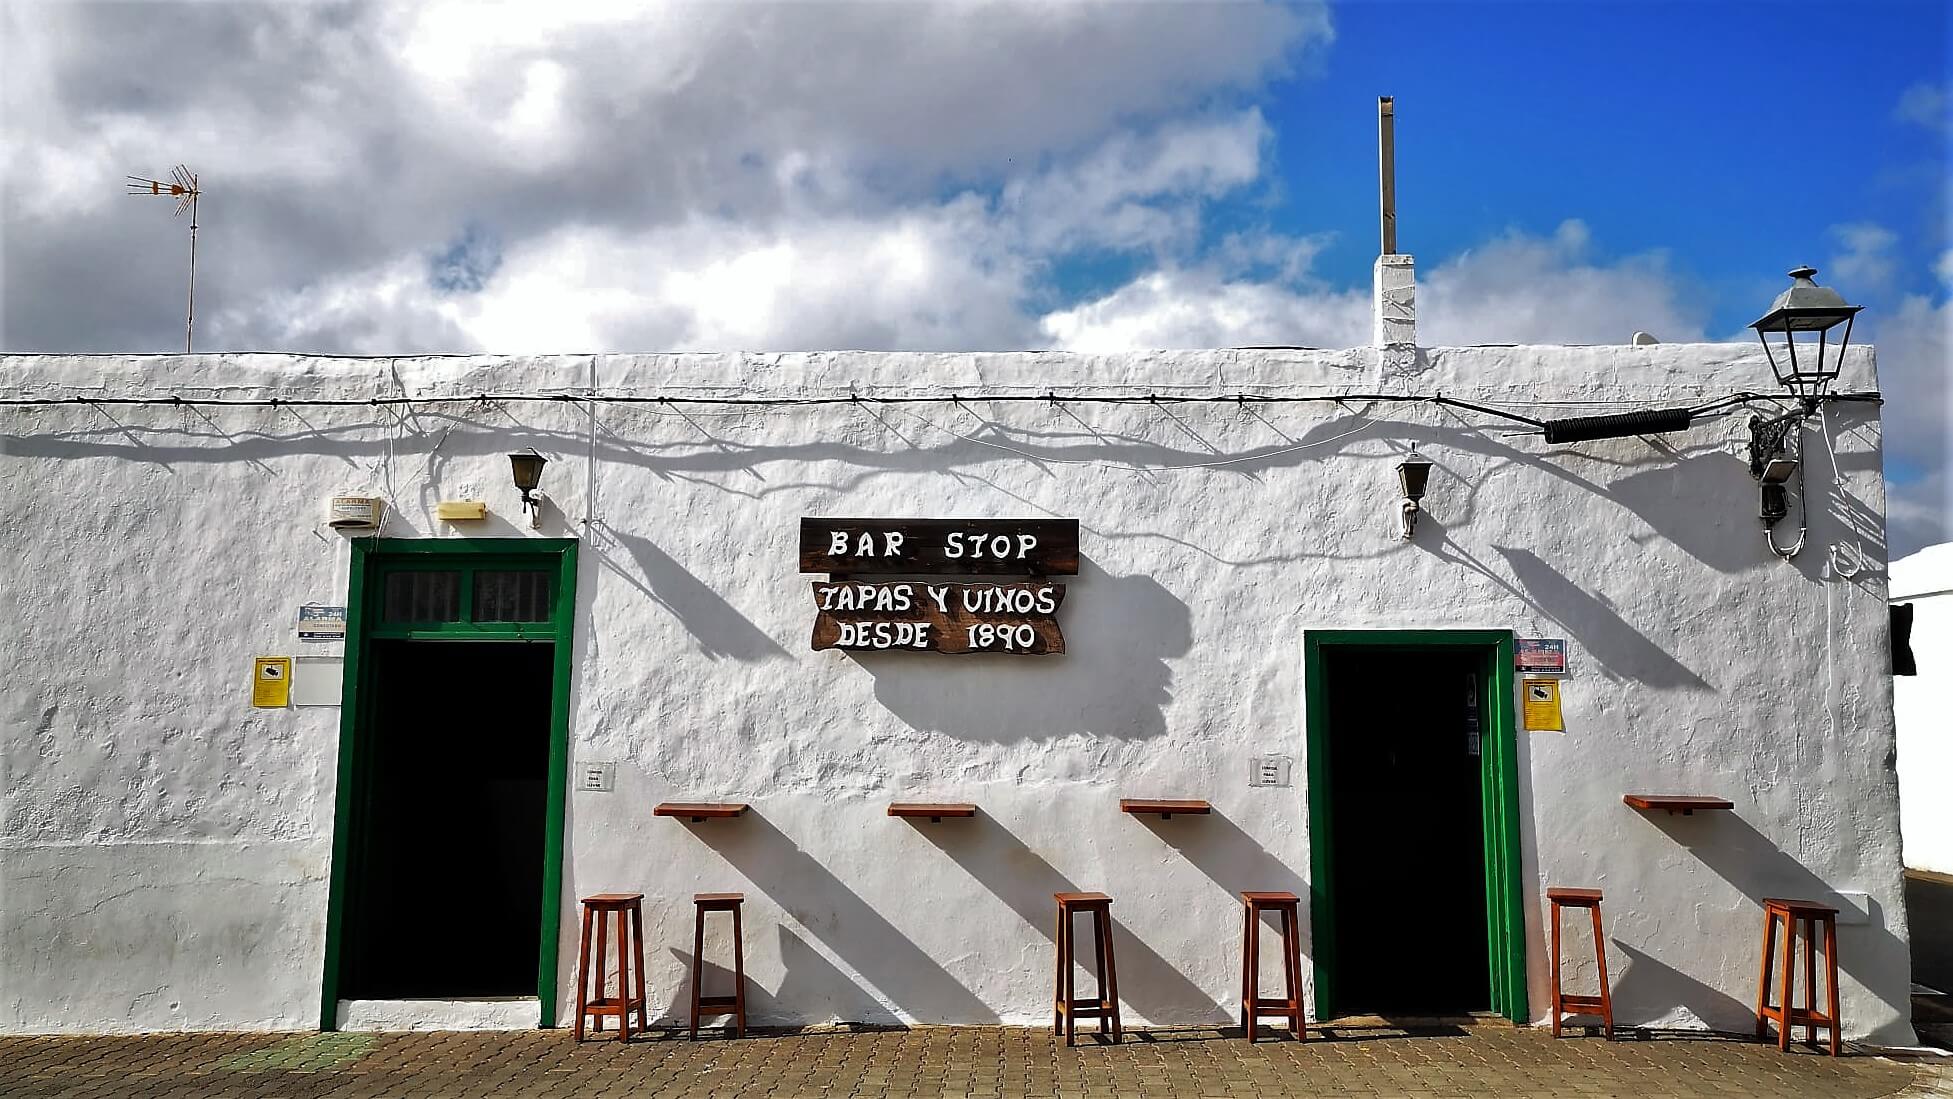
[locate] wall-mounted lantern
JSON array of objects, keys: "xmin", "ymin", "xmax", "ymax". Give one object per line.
[
  {"xmin": 509, "ymin": 449, "xmax": 549, "ymax": 528},
  {"xmin": 1397, "ymin": 449, "xmax": 1433, "ymax": 541},
  {"xmin": 1749, "ymin": 266, "xmax": 1862, "ymax": 411}
]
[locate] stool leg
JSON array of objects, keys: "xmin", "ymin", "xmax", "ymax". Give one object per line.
[
  {"xmin": 594, "ymin": 908, "xmax": 609, "ymax": 1033},
  {"xmin": 1093, "ymin": 908, "xmax": 1110, "ymax": 1037},
  {"xmin": 1755, "ymin": 909, "xmax": 1778, "ymax": 1041},
  {"xmin": 1778, "ymin": 913, "xmax": 1796, "ymax": 1052},
  {"xmin": 1101, "ymin": 911, "xmax": 1121, "ymax": 1043},
  {"xmin": 1239, "ymin": 903, "xmax": 1254, "ymax": 1042},
  {"xmin": 1062, "ymin": 909, "xmax": 1076, "ymax": 1047},
  {"xmin": 1796, "ymin": 921, "xmax": 1812, "ymax": 1046},
  {"xmin": 732, "ymin": 906, "xmax": 747, "ymax": 1038},
  {"xmin": 1550, "ymin": 900, "xmax": 1563, "ymax": 1038},
  {"xmin": 1053, "ymin": 903, "xmax": 1065, "ymax": 1037},
  {"xmin": 614, "ymin": 909, "xmax": 632, "ymax": 1043},
  {"xmin": 631, "ymin": 903, "xmax": 649, "ymax": 1033},
  {"xmin": 1283, "ymin": 905, "xmax": 1304, "ymax": 1039},
  {"xmin": 574, "ymin": 904, "xmax": 593, "ymax": 1042},
  {"xmin": 1590, "ymin": 903, "xmax": 1612, "ymax": 1040},
  {"xmin": 1824, "ymin": 916, "xmax": 1841, "ymax": 1057},
  {"xmin": 690, "ymin": 906, "xmax": 705, "ymax": 1040},
  {"xmin": 1245, "ymin": 903, "xmax": 1262, "ymax": 1043}
]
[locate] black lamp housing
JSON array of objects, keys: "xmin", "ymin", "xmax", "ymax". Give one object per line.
[
  {"xmin": 1397, "ymin": 452, "xmax": 1433, "ymax": 502},
  {"xmin": 1749, "ymin": 266, "xmax": 1862, "ymax": 408},
  {"xmin": 509, "ymin": 449, "xmax": 549, "ymax": 507}
]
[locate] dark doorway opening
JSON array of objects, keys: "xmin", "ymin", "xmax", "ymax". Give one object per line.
[
  {"xmin": 339, "ymin": 640, "xmax": 552, "ymax": 999},
  {"xmin": 1322, "ymin": 645, "xmax": 1491, "ymax": 1014}
]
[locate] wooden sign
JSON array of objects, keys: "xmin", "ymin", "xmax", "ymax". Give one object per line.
[
  {"xmin": 811, "ymin": 580, "xmax": 1066, "ymax": 654},
  {"xmin": 801, "ymin": 518, "xmax": 1078, "ymax": 576}
]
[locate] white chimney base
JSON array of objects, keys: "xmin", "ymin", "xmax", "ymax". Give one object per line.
[{"xmin": 1373, "ymin": 253, "xmax": 1417, "ymax": 347}]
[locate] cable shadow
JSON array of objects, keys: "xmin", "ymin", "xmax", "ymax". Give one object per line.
[
  {"xmin": 849, "ymin": 558, "xmax": 1191, "ymax": 741},
  {"xmin": 598, "ymin": 524, "xmax": 789, "ymax": 663},
  {"xmin": 1493, "ymin": 546, "xmax": 1713, "ymax": 690},
  {"xmin": 682, "ymin": 812, "xmax": 997, "ymax": 1024},
  {"xmin": 912, "ymin": 810, "xmax": 1226, "ymax": 1025}
]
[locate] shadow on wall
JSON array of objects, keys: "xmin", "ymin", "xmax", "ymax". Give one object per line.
[
  {"xmin": 687, "ymin": 812, "xmax": 998, "ymax": 1024},
  {"xmin": 1633, "ymin": 810, "xmax": 1911, "ymax": 1027},
  {"xmin": 601, "ymin": 524, "xmax": 789, "ymax": 663},
  {"xmin": 1609, "ymin": 942, "xmax": 1757, "ymax": 1033},
  {"xmin": 1492, "ymin": 547, "xmax": 1712, "ymax": 691},
  {"xmin": 1131, "ymin": 812, "xmax": 1305, "ymax": 903},
  {"xmin": 912, "ymin": 810, "xmax": 1226, "ymax": 1025},
  {"xmin": 852, "ymin": 559, "xmax": 1192, "ymax": 740},
  {"xmin": 661, "ymin": 925, "xmax": 888, "ymax": 1028}
]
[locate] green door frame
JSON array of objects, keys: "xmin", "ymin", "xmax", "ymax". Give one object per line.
[
  {"xmin": 1302, "ymin": 629, "xmax": 1528, "ymax": 1023},
  {"xmin": 320, "ymin": 537, "xmax": 579, "ymax": 1031}
]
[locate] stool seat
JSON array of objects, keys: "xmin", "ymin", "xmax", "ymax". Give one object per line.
[
  {"xmin": 1240, "ymin": 891, "xmax": 1300, "ymax": 904},
  {"xmin": 584, "ymin": 892, "xmax": 644, "ymax": 906},
  {"xmin": 1546, "ymin": 887, "xmax": 1602, "ymax": 906},
  {"xmin": 1055, "ymin": 892, "xmax": 1111, "ymax": 905},
  {"xmin": 694, "ymin": 892, "xmax": 745, "ymax": 909},
  {"xmin": 1763, "ymin": 897, "xmax": 1838, "ymax": 915}
]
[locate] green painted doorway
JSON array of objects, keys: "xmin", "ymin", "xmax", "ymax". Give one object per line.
[
  {"xmin": 1303, "ymin": 630, "xmax": 1527, "ymax": 1022},
  {"xmin": 321, "ymin": 538, "xmax": 578, "ymax": 1030}
]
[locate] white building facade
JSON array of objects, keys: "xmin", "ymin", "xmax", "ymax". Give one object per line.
[
  {"xmin": 0, "ymin": 336, "xmax": 1916, "ymax": 1044},
  {"xmin": 1893, "ymin": 543, "xmax": 1953, "ymax": 877}
]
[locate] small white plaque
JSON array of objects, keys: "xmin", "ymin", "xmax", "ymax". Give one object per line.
[
  {"xmin": 578, "ymin": 761, "xmax": 615, "ymax": 792},
  {"xmin": 290, "ymin": 657, "xmax": 344, "ymax": 706},
  {"xmin": 1249, "ymin": 755, "xmax": 1293, "ymax": 788}
]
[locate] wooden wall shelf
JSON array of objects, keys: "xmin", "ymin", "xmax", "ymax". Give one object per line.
[
  {"xmin": 1623, "ymin": 795, "xmax": 1733, "ymax": 815},
  {"xmin": 887, "ymin": 802, "xmax": 977, "ymax": 822},
  {"xmin": 1120, "ymin": 799, "xmax": 1211, "ymax": 819},
  {"xmin": 653, "ymin": 802, "xmax": 749, "ymax": 822}
]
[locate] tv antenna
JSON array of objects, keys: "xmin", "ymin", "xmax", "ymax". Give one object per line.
[{"xmin": 126, "ymin": 165, "xmax": 201, "ymax": 352}]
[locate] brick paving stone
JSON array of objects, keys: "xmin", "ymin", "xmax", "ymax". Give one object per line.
[{"xmin": 0, "ymin": 1027, "xmax": 1946, "ymax": 1098}]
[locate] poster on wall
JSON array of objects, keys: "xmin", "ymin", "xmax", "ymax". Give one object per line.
[
  {"xmin": 1515, "ymin": 638, "xmax": 1567, "ymax": 674},
  {"xmin": 800, "ymin": 518, "xmax": 1078, "ymax": 655},
  {"xmin": 1521, "ymin": 678, "xmax": 1563, "ymax": 731},
  {"xmin": 252, "ymin": 657, "xmax": 291, "ymax": 708}
]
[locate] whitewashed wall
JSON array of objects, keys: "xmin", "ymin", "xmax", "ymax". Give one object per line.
[
  {"xmin": 0, "ymin": 347, "xmax": 1913, "ymax": 1044},
  {"xmin": 1893, "ymin": 543, "xmax": 1953, "ymax": 876}
]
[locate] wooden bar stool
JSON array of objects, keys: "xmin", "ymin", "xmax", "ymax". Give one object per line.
[
  {"xmin": 1052, "ymin": 892, "xmax": 1121, "ymax": 1046},
  {"xmin": 1755, "ymin": 897, "xmax": 1841, "ymax": 1055},
  {"xmin": 1239, "ymin": 891, "xmax": 1305, "ymax": 1043},
  {"xmin": 689, "ymin": 892, "xmax": 747, "ymax": 1039},
  {"xmin": 1547, "ymin": 887, "xmax": 1613, "ymax": 1038},
  {"xmin": 574, "ymin": 893, "xmax": 647, "ymax": 1042}
]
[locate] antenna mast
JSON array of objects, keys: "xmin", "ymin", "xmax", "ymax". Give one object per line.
[
  {"xmin": 1379, "ymin": 96, "xmax": 1396, "ymax": 255},
  {"xmin": 126, "ymin": 165, "xmax": 202, "ymax": 353}
]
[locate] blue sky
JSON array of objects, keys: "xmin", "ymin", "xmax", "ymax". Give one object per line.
[{"xmin": 4, "ymin": 0, "xmax": 1948, "ymax": 547}]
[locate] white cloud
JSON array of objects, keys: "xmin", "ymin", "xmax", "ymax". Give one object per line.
[
  {"xmin": 1829, "ymin": 222, "xmax": 1900, "ymax": 292},
  {"xmin": 1896, "ymin": 81, "xmax": 1951, "ymax": 135},
  {"xmin": 1040, "ymin": 220, "xmax": 1707, "ymax": 352}
]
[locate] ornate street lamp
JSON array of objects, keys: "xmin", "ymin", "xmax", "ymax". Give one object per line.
[
  {"xmin": 509, "ymin": 449, "xmax": 549, "ymax": 527},
  {"xmin": 1748, "ymin": 266, "xmax": 1862, "ymax": 410},
  {"xmin": 1397, "ymin": 449, "xmax": 1433, "ymax": 541}
]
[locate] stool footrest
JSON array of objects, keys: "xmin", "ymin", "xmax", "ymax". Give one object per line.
[
  {"xmin": 584, "ymin": 997, "xmax": 644, "ymax": 1012},
  {"xmin": 1557, "ymin": 995, "xmax": 1607, "ymax": 1010},
  {"xmin": 1059, "ymin": 1002, "xmax": 1114, "ymax": 1017},
  {"xmin": 695, "ymin": 996, "xmax": 740, "ymax": 1011},
  {"xmin": 1248, "ymin": 998, "xmax": 1300, "ymax": 1013}
]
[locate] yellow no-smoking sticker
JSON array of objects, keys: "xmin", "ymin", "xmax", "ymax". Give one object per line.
[
  {"xmin": 1522, "ymin": 677, "xmax": 1563, "ymax": 731},
  {"xmin": 253, "ymin": 657, "xmax": 291, "ymax": 708}
]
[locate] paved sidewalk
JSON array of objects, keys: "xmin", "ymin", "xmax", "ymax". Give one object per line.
[{"xmin": 1, "ymin": 1024, "xmax": 1947, "ymax": 1098}]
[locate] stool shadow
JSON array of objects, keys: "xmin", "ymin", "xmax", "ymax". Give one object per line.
[
  {"xmin": 1609, "ymin": 941, "xmax": 1756, "ymax": 1035},
  {"xmin": 1635, "ymin": 811, "xmax": 1908, "ymax": 1003},
  {"xmin": 661, "ymin": 925, "xmax": 885, "ymax": 1034},
  {"xmin": 914, "ymin": 811, "xmax": 1227, "ymax": 1027},
  {"xmin": 686, "ymin": 812, "xmax": 999, "ymax": 1024}
]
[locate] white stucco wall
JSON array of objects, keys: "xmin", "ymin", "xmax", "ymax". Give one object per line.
[
  {"xmin": 0, "ymin": 346, "xmax": 1913, "ymax": 1044},
  {"xmin": 1893, "ymin": 543, "xmax": 1953, "ymax": 877}
]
